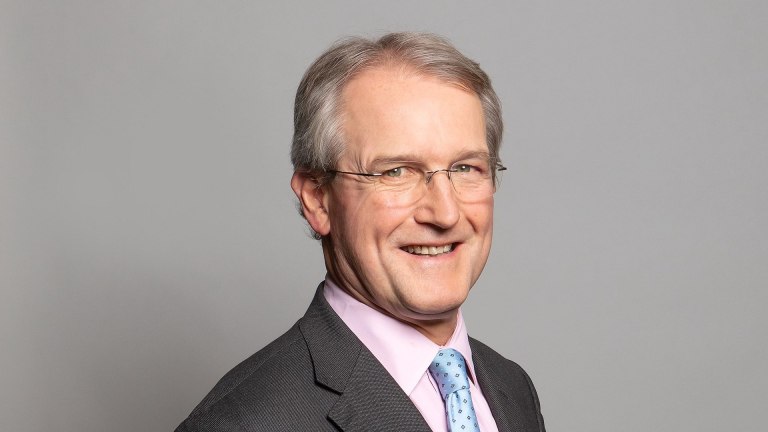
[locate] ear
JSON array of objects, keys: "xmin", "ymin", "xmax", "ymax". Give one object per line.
[{"xmin": 291, "ymin": 171, "xmax": 331, "ymax": 236}]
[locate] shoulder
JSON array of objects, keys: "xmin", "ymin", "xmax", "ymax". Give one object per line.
[
  {"xmin": 187, "ymin": 323, "xmax": 305, "ymax": 416},
  {"xmin": 469, "ymin": 337, "xmax": 546, "ymax": 431},
  {"xmin": 469, "ymin": 337, "xmax": 534, "ymax": 384},
  {"xmin": 175, "ymin": 321, "xmax": 333, "ymax": 432}
]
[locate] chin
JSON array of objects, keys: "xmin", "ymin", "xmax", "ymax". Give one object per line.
[{"xmin": 403, "ymin": 287, "xmax": 470, "ymax": 317}]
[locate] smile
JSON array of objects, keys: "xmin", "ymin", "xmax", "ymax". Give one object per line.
[{"xmin": 402, "ymin": 244, "xmax": 455, "ymax": 256}]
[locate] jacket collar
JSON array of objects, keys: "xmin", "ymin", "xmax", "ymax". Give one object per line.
[
  {"xmin": 471, "ymin": 338, "xmax": 535, "ymax": 432},
  {"xmin": 298, "ymin": 284, "xmax": 432, "ymax": 432}
]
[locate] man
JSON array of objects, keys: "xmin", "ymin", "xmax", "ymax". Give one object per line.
[{"xmin": 176, "ymin": 32, "xmax": 544, "ymax": 432}]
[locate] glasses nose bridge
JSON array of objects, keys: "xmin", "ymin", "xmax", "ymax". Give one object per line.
[{"xmin": 424, "ymin": 168, "xmax": 453, "ymax": 185}]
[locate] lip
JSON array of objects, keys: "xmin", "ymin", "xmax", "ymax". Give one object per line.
[{"xmin": 399, "ymin": 242, "xmax": 461, "ymax": 257}]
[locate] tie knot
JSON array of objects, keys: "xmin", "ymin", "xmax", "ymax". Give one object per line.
[{"xmin": 428, "ymin": 348, "xmax": 471, "ymax": 400}]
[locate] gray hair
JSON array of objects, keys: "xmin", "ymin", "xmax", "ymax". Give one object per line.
[{"xmin": 290, "ymin": 32, "xmax": 503, "ymax": 174}]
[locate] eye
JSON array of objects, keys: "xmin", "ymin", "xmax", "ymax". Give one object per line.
[
  {"xmin": 454, "ymin": 164, "xmax": 473, "ymax": 173},
  {"xmin": 383, "ymin": 167, "xmax": 405, "ymax": 177}
]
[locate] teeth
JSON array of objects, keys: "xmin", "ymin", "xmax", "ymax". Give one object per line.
[{"xmin": 404, "ymin": 244, "xmax": 454, "ymax": 256}]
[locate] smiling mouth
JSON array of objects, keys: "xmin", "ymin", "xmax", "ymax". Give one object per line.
[{"xmin": 402, "ymin": 243, "xmax": 455, "ymax": 256}]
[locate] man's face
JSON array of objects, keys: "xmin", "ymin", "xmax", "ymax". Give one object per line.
[{"xmin": 322, "ymin": 67, "xmax": 495, "ymax": 328}]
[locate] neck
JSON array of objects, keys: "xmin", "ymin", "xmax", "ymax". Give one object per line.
[
  {"xmin": 326, "ymin": 273, "xmax": 460, "ymax": 346},
  {"xmin": 405, "ymin": 313, "xmax": 459, "ymax": 346}
]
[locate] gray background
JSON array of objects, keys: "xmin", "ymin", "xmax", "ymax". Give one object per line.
[{"xmin": 2, "ymin": 1, "xmax": 766, "ymax": 431}]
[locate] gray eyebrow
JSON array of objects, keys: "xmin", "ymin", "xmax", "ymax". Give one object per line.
[{"xmin": 368, "ymin": 150, "xmax": 492, "ymax": 168}]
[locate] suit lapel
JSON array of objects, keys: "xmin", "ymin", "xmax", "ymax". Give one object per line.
[
  {"xmin": 299, "ymin": 284, "xmax": 431, "ymax": 432},
  {"xmin": 327, "ymin": 349, "xmax": 432, "ymax": 431},
  {"xmin": 471, "ymin": 340, "xmax": 530, "ymax": 432}
]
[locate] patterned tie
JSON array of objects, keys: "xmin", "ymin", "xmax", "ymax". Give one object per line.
[{"xmin": 428, "ymin": 348, "xmax": 481, "ymax": 432}]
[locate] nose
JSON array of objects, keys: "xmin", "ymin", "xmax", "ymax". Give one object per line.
[
  {"xmin": 424, "ymin": 169, "xmax": 452, "ymax": 185},
  {"xmin": 413, "ymin": 171, "xmax": 460, "ymax": 229}
]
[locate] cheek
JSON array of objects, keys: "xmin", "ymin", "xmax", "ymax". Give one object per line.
[
  {"xmin": 377, "ymin": 192, "xmax": 404, "ymax": 209},
  {"xmin": 466, "ymin": 200, "xmax": 494, "ymax": 231},
  {"xmin": 329, "ymin": 189, "xmax": 371, "ymax": 234},
  {"xmin": 366, "ymin": 197, "xmax": 413, "ymax": 234}
]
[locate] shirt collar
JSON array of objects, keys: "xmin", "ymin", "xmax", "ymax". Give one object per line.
[{"xmin": 323, "ymin": 277, "xmax": 477, "ymax": 396}]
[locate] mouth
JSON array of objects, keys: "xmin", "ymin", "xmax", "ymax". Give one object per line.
[{"xmin": 401, "ymin": 243, "xmax": 456, "ymax": 256}]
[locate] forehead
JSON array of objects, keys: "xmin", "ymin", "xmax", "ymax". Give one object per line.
[{"xmin": 339, "ymin": 67, "xmax": 486, "ymax": 163}]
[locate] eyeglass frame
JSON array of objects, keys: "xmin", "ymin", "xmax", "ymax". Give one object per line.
[{"xmin": 323, "ymin": 160, "xmax": 507, "ymax": 189}]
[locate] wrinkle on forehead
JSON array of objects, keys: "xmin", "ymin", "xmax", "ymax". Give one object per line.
[
  {"xmin": 366, "ymin": 150, "xmax": 492, "ymax": 170},
  {"xmin": 337, "ymin": 66, "xmax": 486, "ymax": 171}
]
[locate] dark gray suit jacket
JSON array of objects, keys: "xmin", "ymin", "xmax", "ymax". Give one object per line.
[{"xmin": 176, "ymin": 285, "xmax": 545, "ymax": 431}]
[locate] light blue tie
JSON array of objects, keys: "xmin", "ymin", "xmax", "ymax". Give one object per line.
[{"xmin": 428, "ymin": 348, "xmax": 481, "ymax": 432}]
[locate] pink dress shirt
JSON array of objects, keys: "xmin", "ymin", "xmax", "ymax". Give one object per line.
[{"xmin": 324, "ymin": 278, "xmax": 500, "ymax": 432}]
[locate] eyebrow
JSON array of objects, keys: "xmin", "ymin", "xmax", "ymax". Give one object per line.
[{"xmin": 368, "ymin": 150, "xmax": 492, "ymax": 168}]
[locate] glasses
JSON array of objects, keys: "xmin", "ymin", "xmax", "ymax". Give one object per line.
[{"xmin": 326, "ymin": 157, "xmax": 506, "ymax": 205}]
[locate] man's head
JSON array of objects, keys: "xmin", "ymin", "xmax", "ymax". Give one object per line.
[
  {"xmin": 290, "ymin": 33, "xmax": 504, "ymax": 343},
  {"xmin": 291, "ymin": 32, "xmax": 503, "ymax": 177}
]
